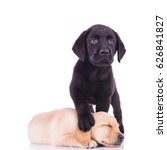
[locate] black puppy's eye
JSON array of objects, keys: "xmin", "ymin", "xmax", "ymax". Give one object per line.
[
  {"xmin": 108, "ymin": 39, "xmax": 114, "ymax": 45},
  {"xmin": 90, "ymin": 38, "xmax": 98, "ymax": 45}
]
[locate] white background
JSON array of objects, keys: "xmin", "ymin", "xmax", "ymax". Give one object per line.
[{"xmin": 0, "ymin": 0, "xmax": 166, "ymax": 150}]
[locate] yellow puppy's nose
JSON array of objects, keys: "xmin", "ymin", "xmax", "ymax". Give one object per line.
[{"xmin": 118, "ymin": 134, "xmax": 124, "ymax": 142}]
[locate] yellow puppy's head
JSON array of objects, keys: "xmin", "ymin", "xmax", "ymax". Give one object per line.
[{"xmin": 91, "ymin": 112, "xmax": 124, "ymax": 147}]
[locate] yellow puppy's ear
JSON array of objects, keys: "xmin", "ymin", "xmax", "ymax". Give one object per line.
[{"xmin": 93, "ymin": 112, "xmax": 119, "ymax": 128}]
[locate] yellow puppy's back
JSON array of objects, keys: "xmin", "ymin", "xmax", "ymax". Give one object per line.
[
  {"xmin": 28, "ymin": 108, "xmax": 78, "ymax": 144},
  {"xmin": 28, "ymin": 110, "xmax": 56, "ymax": 144}
]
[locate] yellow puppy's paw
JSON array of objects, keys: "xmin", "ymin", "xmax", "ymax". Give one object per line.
[{"xmin": 88, "ymin": 139, "xmax": 98, "ymax": 148}]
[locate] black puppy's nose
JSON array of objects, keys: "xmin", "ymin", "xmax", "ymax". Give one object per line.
[
  {"xmin": 99, "ymin": 49, "xmax": 109, "ymax": 56},
  {"xmin": 118, "ymin": 134, "xmax": 124, "ymax": 142}
]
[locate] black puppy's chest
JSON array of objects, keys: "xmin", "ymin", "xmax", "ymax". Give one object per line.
[
  {"xmin": 87, "ymin": 66, "xmax": 111, "ymax": 80},
  {"xmin": 88, "ymin": 68, "xmax": 107, "ymax": 81},
  {"xmin": 85, "ymin": 68, "xmax": 111, "ymax": 104}
]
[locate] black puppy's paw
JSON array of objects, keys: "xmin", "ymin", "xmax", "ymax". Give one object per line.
[
  {"xmin": 119, "ymin": 124, "xmax": 124, "ymax": 134},
  {"xmin": 78, "ymin": 113, "xmax": 95, "ymax": 132}
]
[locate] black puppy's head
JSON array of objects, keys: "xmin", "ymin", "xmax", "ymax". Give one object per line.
[{"xmin": 72, "ymin": 24, "xmax": 126, "ymax": 67}]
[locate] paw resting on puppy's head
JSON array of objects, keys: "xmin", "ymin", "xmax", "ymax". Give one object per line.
[{"xmin": 78, "ymin": 113, "xmax": 95, "ymax": 132}]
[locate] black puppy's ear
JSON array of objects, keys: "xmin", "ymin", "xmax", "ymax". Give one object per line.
[
  {"xmin": 72, "ymin": 30, "xmax": 88, "ymax": 61},
  {"xmin": 115, "ymin": 32, "xmax": 126, "ymax": 62}
]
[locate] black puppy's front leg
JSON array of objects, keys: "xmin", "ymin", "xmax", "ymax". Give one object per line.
[
  {"xmin": 89, "ymin": 105, "xmax": 94, "ymax": 113},
  {"xmin": 111, "ymin": 89, "xmax": 124, "ymax": 133},
  {"xmin": 75, "ymin": 101, "xmax": 95, "ymax": 132},
  {"xmin": 70, "ymin": 89, "xmax": 95, "ymax": 132}
]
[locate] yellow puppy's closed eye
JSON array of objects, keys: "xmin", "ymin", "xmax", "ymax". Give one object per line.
[{"xmin": 101, "ymin": 124, "xmax": 112, "ymax": 128}]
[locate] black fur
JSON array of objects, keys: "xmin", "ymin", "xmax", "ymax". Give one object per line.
[{"xmin": 70, "ymin": 24, "xmax": 126, "ymax": 133}]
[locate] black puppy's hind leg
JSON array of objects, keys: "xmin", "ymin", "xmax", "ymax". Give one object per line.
[{"xmin": 111, "ymin": 90, "xmax": 124, "ymax": 134}]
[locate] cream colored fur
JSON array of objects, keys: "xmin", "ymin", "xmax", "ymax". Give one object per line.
[{"xmin": 28, "ymin": 108, "xmax": 122, "ymax": 148}]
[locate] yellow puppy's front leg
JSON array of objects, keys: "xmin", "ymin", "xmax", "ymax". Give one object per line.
[
  {"xmin": 88, "ymin": 139, "xmax": 98, "ymax": 148},
  {"xmin": 52, "ymin": 128, "xmax": 98, "ymax": 148},
  {"xmin": 52, "ymin": 133, "xmax": 89, "ymax": 148},
  {"xmin": 75, "ymin": 128, "xmax": 98, "ymax": 148}
]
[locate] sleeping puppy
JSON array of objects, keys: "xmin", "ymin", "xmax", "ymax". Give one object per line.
[
  {"xmin": 28, "ymin": 108, "xmax": 124, "ymax": 148},
  {"xmin": 70, "ymin": 24, "xmax": 126, "ymax": 133}
]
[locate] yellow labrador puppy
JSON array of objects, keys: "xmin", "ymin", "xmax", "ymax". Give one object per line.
[{"xmin": 28, "ymin": 108, "xmax": 124, "ymax": 148}]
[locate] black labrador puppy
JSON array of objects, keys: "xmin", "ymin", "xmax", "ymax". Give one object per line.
[{"xmin": 70, "ymin": 24, "xmax": 126, "ymax": 133}]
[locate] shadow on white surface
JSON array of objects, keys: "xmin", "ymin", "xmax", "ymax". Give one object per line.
[
  {"xmin": 29, "ymin": 144, "xmax": 123, "ymax": 150},
  {"xmin": 29, "ymin": 144, "xmax": 124, "ymax": 150}
]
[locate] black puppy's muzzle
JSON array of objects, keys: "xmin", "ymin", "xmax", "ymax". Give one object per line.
[
  {"xmin": 89, "ymin": 48, "xmax": 114, "ymax": 67},
  {"xmin": 99, "ymin": 48, "xmax": 110, "ymax": 56}
]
